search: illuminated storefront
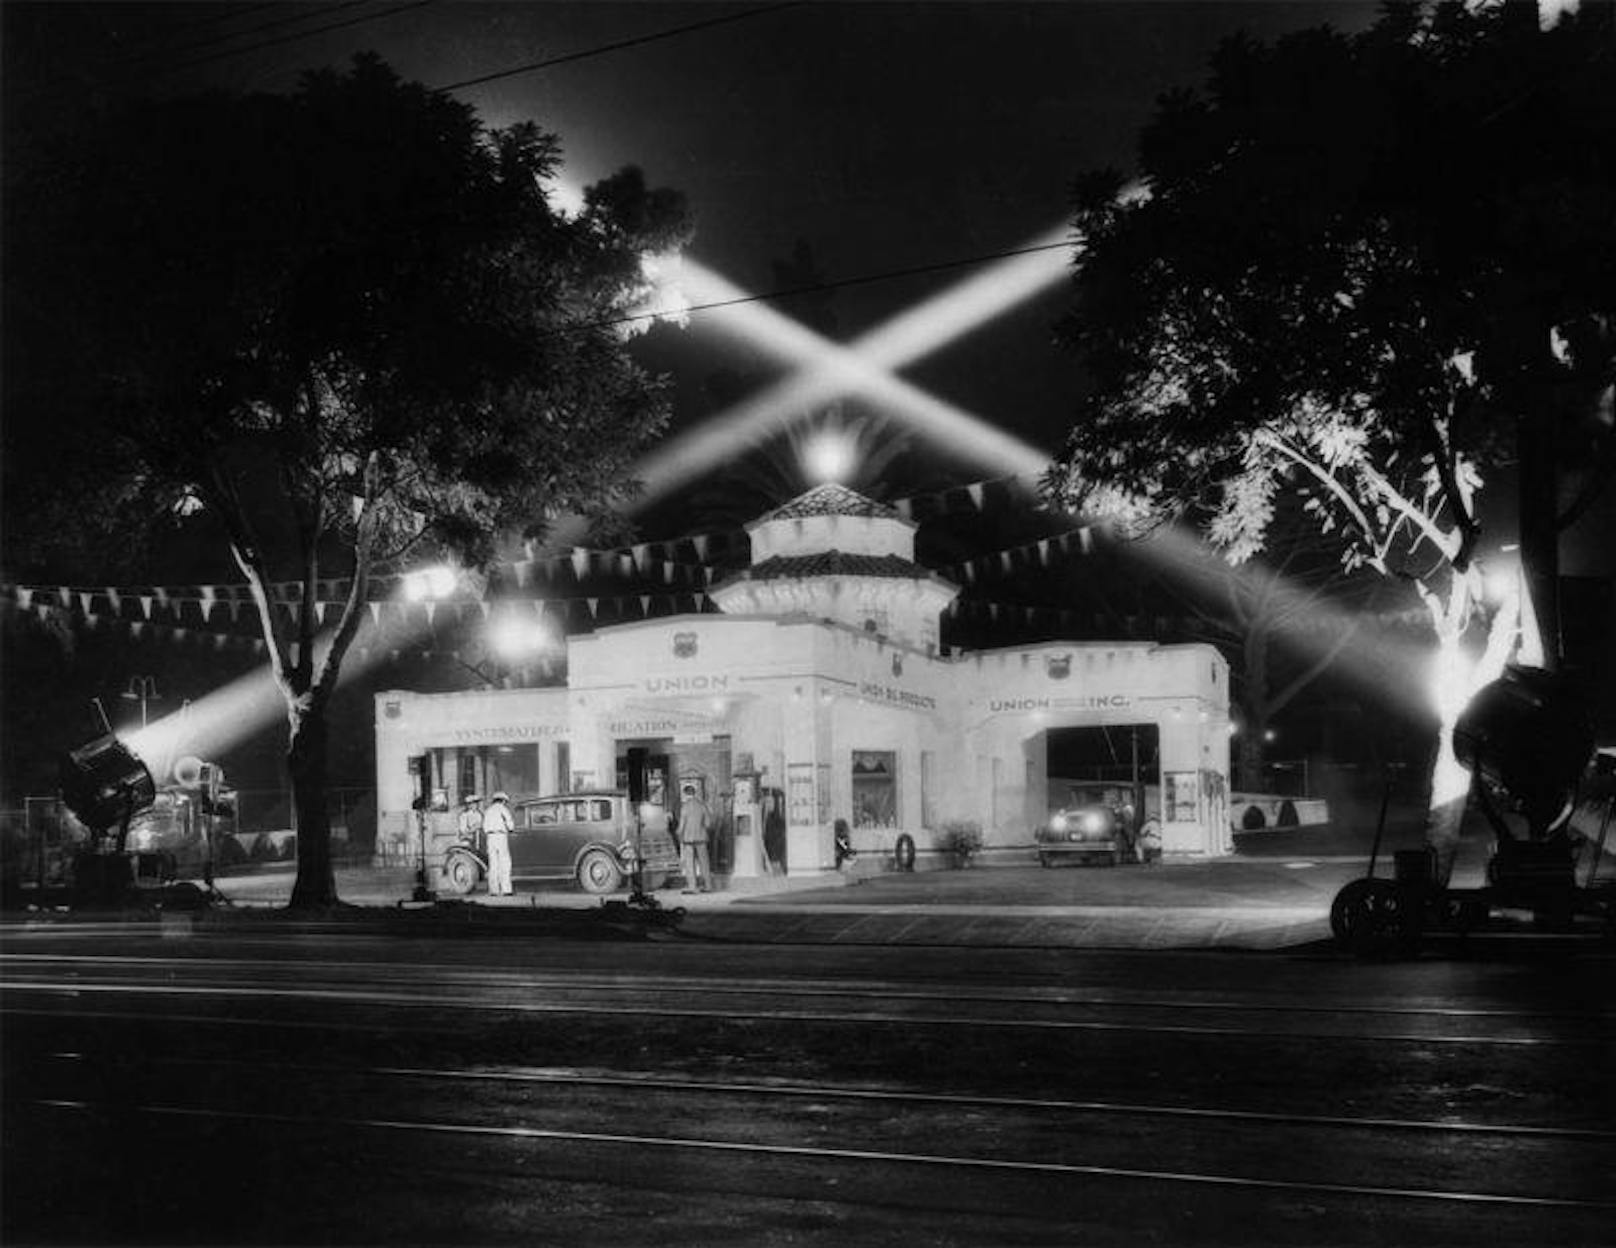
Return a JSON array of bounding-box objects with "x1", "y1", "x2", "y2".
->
[{"x1": 376, "y1": 485, "x2": 1231, "y2": 874}]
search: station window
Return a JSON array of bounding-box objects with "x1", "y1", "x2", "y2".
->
[{"x1": 852, "y1": 750, "x2": 898, "y2": 829}]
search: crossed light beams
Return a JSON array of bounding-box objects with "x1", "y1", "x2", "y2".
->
[
  {"x1": 115, "y1": 206, "x2": 1432, "y2": 775},
  {"x1": 623, "y1": 224, "x2": 1071, "y2": 516}
]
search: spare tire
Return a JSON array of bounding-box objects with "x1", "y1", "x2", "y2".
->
[{"x1": 893, "y1": 833, "x2": 916, "y2": 872}]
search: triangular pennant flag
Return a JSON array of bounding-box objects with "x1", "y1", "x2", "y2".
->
[
  {"x1": 632, "y1": 544, "x2": 650, "y2": 572},
  {"x1": 967, "y1": 482, "x2": 986, "y2": 511},
  {"x1": 423, "y1": 601, "x2": 437, "y2": 626},
  {"x1": 586, "y1": 597, "x2": 599, "y2": 618},
  {"x1": 1078, "y1": 527, "x2": 1094, "y2": 554},
  {"x1": 513, "y1": 561, "x2": 532, "y2": 589},
  {"x1": 570, "y1": 548, "x2": 591, "y2": 581},
  {"x1": 77, "y1": 591, "x2": 94, "y2": 614},
  {"x1": 988, "y1": 604, "x2": 1001, "y2": 622},
  {"x1": 999, "y1": 552, "x2": 1013, "y2": 574},
  {"x1": 314, "y1": 601, "x2": 328, "y2": 624},
  {"x1": 57, "y1": 586, "x2": 72, "y2": 607},
  {"x1": 691, "y1": 534, "x2": 710, "y2": 560},
  {"x1": 1036, "y1": 539, "x2": 1051, "y2": 566},
  {"x1": 368, "y1": 602, "x2": 382, "y2": 625},
  {"x1": 640, "y1": 595, "x2": 652, "y2": 615}
]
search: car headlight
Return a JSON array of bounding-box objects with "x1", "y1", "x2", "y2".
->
[
  {"x1": 1049, "y1": 814, "x2": 1069, "y2": 834},
  {"x1": 1080, "y1": 811, "x2": 1108, "y2": 835}
]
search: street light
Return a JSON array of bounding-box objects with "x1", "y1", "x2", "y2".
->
[{"x1": 122, "y1": 676, "x2": 160, "y2": 730}]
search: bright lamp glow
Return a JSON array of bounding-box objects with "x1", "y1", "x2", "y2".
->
[
  {"x1": 489, "y1": 615, "x2": 552, "y2": 662},
  {"x1": 804, "y1": 431, "x2": 854, "y2": 483},
  {"x1": 402, "y1": 565, "x2": 459, "y2": 602}
]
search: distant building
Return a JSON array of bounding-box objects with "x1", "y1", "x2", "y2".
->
[{"x1": 375, "y1": 484, "x2": 1232, "y2": 875}]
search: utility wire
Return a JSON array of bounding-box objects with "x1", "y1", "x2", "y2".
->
[
  {"x1": 20, "y1": 1, "x2": 436, "y2": 102},
  {"x1": 431, "y1": 3, "x2": 804, "y2": 93},
  {"x1": 598, "y1": 240, "x2": 1072, "y2": 333},
  {"x1": 152, "y1": 1, "x2": 438, "y2": 78},
  {"x1": 102, "y1": 3, "x2": 371, "y2": 70}
]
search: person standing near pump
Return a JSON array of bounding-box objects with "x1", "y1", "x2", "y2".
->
[
  {"x1": 482, "y1": 791, "x2": 514, "y2": 897},
  {"x1": 457, "y1": 793, "x2": 483, "y2": 852},
  {"x1": 677, "y1": 782, "x2": 712, "y2": 894}
]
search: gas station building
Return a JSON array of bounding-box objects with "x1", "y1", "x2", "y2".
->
[{"x1": 375, "y1": 485, "x2": 1233, "y2": 876}]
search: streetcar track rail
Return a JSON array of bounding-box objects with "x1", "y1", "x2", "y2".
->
[
  {"x1": 24, "y1": 1097, "x2": 1616, "y2": 1212},
  {"x1": 35, "y1": 1052, "x2": 1616, "y2": 1143},
  {"x1": 2, "y1": 976, "x2": 1603, "y2": 1046},
  {"x1": 4, "y1": 953, "x2": 1610, "y2": 1024}
]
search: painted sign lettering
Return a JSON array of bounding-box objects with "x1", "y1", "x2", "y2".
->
[
  {"x1": 449, "y1": 724, "x2": 567, "y2": 742},
  {"x1": 858, "y1": 682, "x2": 937, "y2": 711},
  {"x1": 644, "y1": 675, "x2": 729, "y2": 695}
]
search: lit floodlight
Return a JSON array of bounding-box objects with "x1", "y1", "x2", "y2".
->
[
  {"x1": 402, "y1": 565, "x2": 459, "y2": 602},
  {"x1": 489, "y1": 615, "x2": 552, "y2": 662},
  {"x1": 804, "y1": 430, "x2": 854, "y2": 483}
]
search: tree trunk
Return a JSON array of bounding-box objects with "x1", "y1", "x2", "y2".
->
[
  {"x1": 1422, "y1": 592, "x2": 1519, "y2": 886},
  {"x1": 286, "y1": 705, "x2": 339, "y2": 910},
  {"x1": 1423, "y1": 712, "x2": 1471, "y2": 887},
  {"x1": 1236, "y1": 722, "x2": 1268, "y2": 793},
  {"x1": 1235, "y1": 629, "x2": 1271, "y2": 791}
]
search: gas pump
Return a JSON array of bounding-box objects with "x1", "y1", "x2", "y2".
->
[{"x1": 731, "y1": 773, "x2": 763, "y2": 879}]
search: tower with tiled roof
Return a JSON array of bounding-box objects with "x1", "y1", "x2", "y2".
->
[{"x1": 708, "y1": 483, "x2": 960, "y2": 652}]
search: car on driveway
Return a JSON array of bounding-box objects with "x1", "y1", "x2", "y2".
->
[
  {"x1": 1035, "y1": 781, "x2": 1158, "y2": 867},
  {"x1": 440, "y1": 791, "x2": 680, "y2": 896}
]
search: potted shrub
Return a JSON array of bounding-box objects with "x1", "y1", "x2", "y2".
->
[{"x1": 939, "y1": 820, "x2": 984, "y2": 868}]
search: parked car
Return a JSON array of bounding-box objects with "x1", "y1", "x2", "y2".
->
[
  {"x1": 1035, "y1": 781, "x2": 1157, "y2": 868},
  {"x1": 439, "y1": 791, "x2": 680, "y2": 896}
]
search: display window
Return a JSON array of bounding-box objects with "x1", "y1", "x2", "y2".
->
[{"x1": 852, "y1": 750, "x2": 898, "y2": 828}]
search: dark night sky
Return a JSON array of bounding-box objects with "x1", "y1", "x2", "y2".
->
[
  {"x1": 3, "y1": 1, "x2": 1381, "y2": 485},
  {"x1": 7, "y1": 3, "x2": 1611, "y2": 787}
]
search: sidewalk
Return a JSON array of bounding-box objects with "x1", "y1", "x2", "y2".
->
[{"x1": 209, "y1": 849, "x2": 1359, "y2": 951}]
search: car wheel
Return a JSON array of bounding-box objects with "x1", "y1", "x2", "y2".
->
[
  {"x1": 577, "y1": 849, "x2": 622, "y2": 895},
  {"x1": 442, "y1": 855, "x2": 476, "y2": 895}
]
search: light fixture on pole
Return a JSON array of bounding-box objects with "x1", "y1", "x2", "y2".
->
[{"x1": 122, "y1": 676, "x2": 160, "y2": 730}]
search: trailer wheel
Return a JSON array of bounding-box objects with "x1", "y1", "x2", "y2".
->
[
  {"x1": 1331, "y1": 878, "x2": 1419, "y2": 959},
  {"x1": 442, "y1": 855, "x2": 478, "y2": 895}
]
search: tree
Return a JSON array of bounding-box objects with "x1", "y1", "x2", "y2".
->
[
  {"x1": 1149, "y1": 511, "x2": 1394, "y2": 791},
  {"x1": 7, "y1": 56, "x2": 692, "y2": 908},
  {"x1": 1044, "y1": 1, "x2": 1615, "y2": 881}
]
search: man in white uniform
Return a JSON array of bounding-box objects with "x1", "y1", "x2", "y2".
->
[{"x1": 482, "y1": 791, "x2": 514, "y2": 896}]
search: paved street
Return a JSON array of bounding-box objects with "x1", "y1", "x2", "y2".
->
[{"x1": 4, "y1": 914, "x2": 1613, "y2": 1247}]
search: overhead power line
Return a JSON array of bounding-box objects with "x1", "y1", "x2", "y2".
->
[
  {"x1": 104, "y1": 3, "x2": 372, "y2": 71},
  {"x1": 600, "y1": 240, "x2": 1073, "y2": 333},
  {"x1": 431, "y1": 3, "x2": 804, "y2": 94},
  {"x1": 151, "y1": 0, "x2": 438, "y2": 78}
]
